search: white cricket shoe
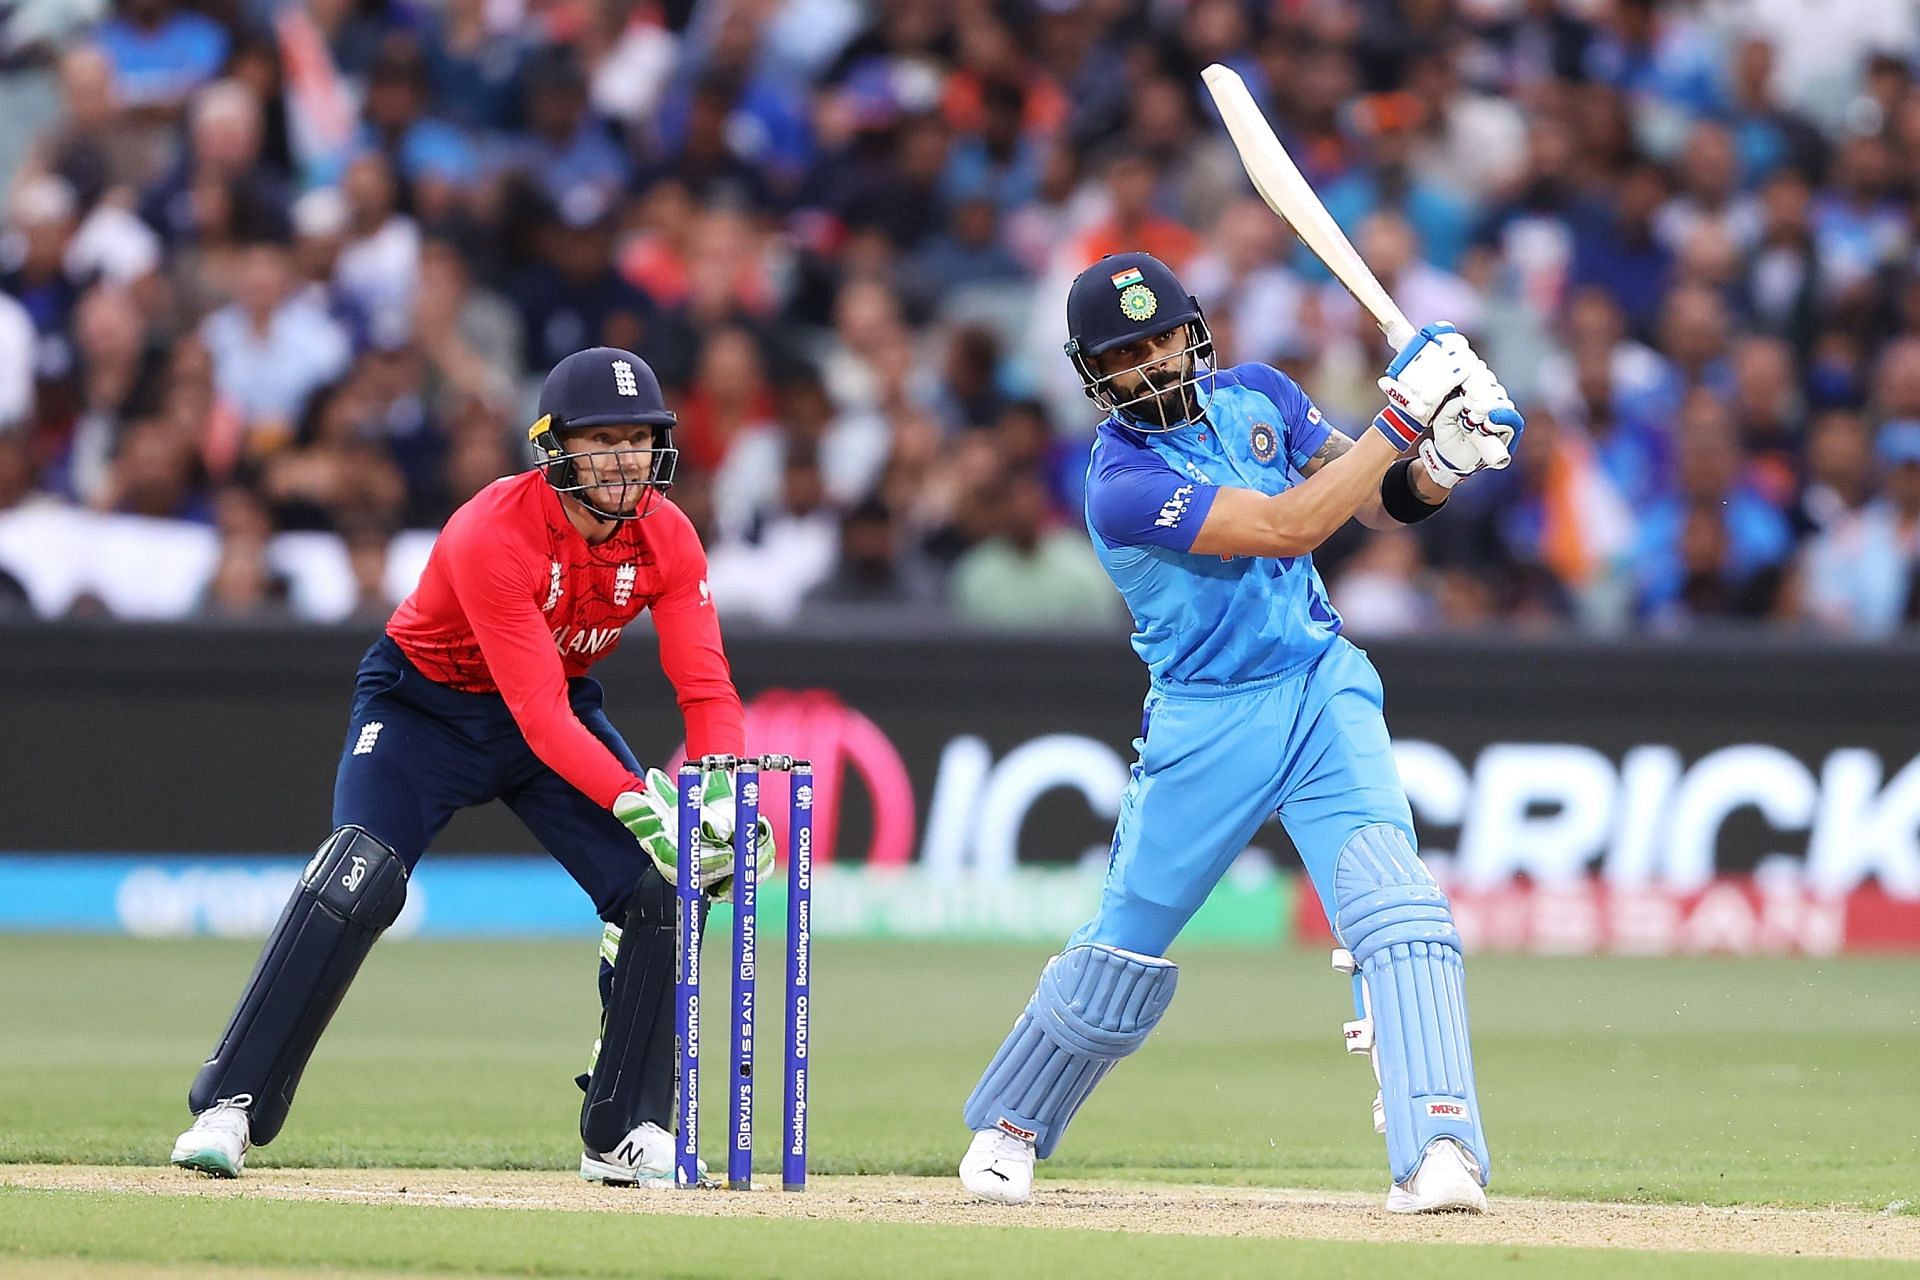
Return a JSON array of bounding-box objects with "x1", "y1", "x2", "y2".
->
[
  {"x1": 580, "y1": 1122, "x2": 706, "y2": 1187},
  {"x1": 170, "y1": 1095, "x2": 252, "y2": 1177},
  {"x1": 959, "y1": 1127, "x2": 1035, "y2": 1205},
  {"x1": 1386, "y1": 1138, "x2": 1487, "y2": 1214}
]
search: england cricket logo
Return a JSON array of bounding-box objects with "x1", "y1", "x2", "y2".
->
[
  {"x1": 544, "y1": 561, "x2": 564, "y2": 612},
  {"x1": 612, "y1": 360, "x2": 639, "y2": 397},
  {"x1": 613, "y1": 563, "x2": 636, "y2": 608}
]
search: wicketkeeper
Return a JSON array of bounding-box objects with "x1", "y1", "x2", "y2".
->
[{"x1": 170, "y1": 347, "x2": 772, "y2": 1184}]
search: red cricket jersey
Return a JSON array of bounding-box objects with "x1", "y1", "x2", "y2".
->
[{"x1": 386, "y1": 471, "x2": 745, "y2": 808}]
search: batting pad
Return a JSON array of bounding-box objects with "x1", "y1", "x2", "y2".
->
[
  {"x1": 1333, "y1": 825, "x2": 1490, "y2": 1185},
  {"x1": 963, "y1": 943, "x2": 1178, "y2": 1159}
]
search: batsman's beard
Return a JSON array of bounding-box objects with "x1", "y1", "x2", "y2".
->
[{"x1": 1128, "y1": 359, "x2": 1205, "y2": 429}]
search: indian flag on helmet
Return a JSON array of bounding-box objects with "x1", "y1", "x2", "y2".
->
[{"x1": 1109, "y1": 267, "x2": 1145, "y2": 290}]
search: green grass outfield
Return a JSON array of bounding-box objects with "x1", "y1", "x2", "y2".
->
[{"x1": 1, "y1": 935, "x2": 1916, "y2": 1276}]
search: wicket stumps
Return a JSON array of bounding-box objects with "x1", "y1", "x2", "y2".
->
[{"x1": 674, "y1": 754, "x2": 813, "y2": 1192}]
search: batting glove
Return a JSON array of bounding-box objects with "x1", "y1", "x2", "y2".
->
[
  {"x1": 1372, "y1": 321, "x2": 1479, "y2": 450},
  {"x1": 1417, "y1": 367, "x2": 1525, "y2": 489}
]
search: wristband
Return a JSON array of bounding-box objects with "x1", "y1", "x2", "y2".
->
[{"x1": 1380, "y1": 458, "x2": 1446, "y2": 525}]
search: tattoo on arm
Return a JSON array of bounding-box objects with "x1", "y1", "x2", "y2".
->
[{"x1": 1300, "y1": 430, "x2": 1354, "y2": 477}]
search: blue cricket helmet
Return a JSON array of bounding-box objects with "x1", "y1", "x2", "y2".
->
[
  {"x1": 1063, "y1": 252, "x2": 1215, "y2": 430},
  {"x1": 529, "y1": 346, "x2": 679, "y2": 520}
]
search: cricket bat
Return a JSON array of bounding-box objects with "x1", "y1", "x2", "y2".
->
[{"x1": 1201, "y1": 63, "x2": 1417, "y2": 353}]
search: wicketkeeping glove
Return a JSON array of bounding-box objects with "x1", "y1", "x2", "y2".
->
[
  {"x1": 684, "y1": 764, "x2": 778, "y2": 904},
  {"x1": 614, "y1": 767, "x2": 776, "y2": 900}
]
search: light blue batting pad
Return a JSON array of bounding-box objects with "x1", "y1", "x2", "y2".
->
[
  {"x1": 1333, "y1": 824, "x2": 1490, "y2": 1185},
  {"x1": 963, "y1": 943, "x2": 1178, "y2": 1159}
]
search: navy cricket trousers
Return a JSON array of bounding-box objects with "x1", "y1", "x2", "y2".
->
[{"x1": 333, "y1": 637, "x2": 651, "y2": 922}]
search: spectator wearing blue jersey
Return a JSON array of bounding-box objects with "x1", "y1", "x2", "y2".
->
[
  {"x1": 1798, "y1": 420, "x2": 1920, "y2": 636},
  {"x1": 509, "y1": 45, "x2": 629, "y2": 211},
  {"x1": 1582, "y1": 0, "x2": 1723, "y2": 122},
  {"x1": 421, "y1": 0, "x2": 526, "y2": 133},
  {"x1": 201, "y1": 239, "x2": 351, "y2": 443},
  {"x1": 93, "y1": 0, "x2": 228, "y2": 112},
  {"x1": 1636, "y1": 391, "x2": 1792, "y2": 624}
]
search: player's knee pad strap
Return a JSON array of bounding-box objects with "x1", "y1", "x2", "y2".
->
[
  {"x1": 190, "y1": 827, "x2": 408, "y2": 1144},
  {"x1": 580, "y1": 867, "x2": 681, "y2": 1152},
  {"x1": 962, "y1": 943, "x2": 1178, "y2": 1159},
  {"x1": 1332, "y1": 824, "x2": 1489, "y2": 1185}
]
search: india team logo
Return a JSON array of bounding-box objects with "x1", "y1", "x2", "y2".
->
[
  {"x1": 1250, "y1": 421, "x2": 1278, "y2": 464},
  {"x1": 1119, "y1": 283, "x2": 1158, "y2": 323}
]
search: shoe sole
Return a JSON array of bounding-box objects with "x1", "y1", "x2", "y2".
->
[
  {"x1": 958, "y1": 1173, "x2": 1031, "y2": 1206},
  {"x1": 579, "y1": 1154, "x2": 683, "y2": 1188},
  {"x1": 1389, "y1": 1197, "x2": 1487, "y2": 1214},
  {"x1": 171, "y1": 1149, "x2": 242, "y2": 1178},
  {"x1": 1385, "y1": 1184, "x2": 1487, "y2": 1214}
]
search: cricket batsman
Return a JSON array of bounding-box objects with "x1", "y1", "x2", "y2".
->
[
  {"x1": 957, "y1": 253, "x2": 1521, "y2": 1213},
  {"x1": 169, "y1": 347, "x2": 771, "y2": 1184}
]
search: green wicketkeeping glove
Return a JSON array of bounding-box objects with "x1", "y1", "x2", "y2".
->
[
  {"x1": 691, "y1": 765, "x2": 778, "y2": 902},
  {"x1": 613, "y1": 769, "x2": 728, "y2": 891},
  {"x1": 613, "y1": 767, "x2": 776, "y2": 900}
]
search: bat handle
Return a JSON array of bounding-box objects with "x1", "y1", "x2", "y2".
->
[{"x1": 1381, "y1": 316, "x2": 1417, "y2": 352}]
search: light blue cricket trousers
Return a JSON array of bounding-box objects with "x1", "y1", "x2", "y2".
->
[{"x1": 1070, "y1": 637, "x2": 1413, "y2": 957}]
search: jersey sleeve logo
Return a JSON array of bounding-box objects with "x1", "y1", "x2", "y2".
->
[
  {"x1": 612, "y1": 359, "x2": 639, "y2": 397},
  {"x1": 1154, "y1": 483, "x2": 1197, "y2": 529},
  {"x1": 543, "y1": 561, "x2": 564, "y2": 611}
]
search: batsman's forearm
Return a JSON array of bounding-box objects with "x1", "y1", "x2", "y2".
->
[
  {"x1": 1354, "y1": 494, "x2": 1397, "y2": 531},
  {"x1": 1258, "y1": 430, "x2": 1401, "y2": 552},
  {"x1": 1188, "y1": 432, "x2": 1407, "y2": 558}
]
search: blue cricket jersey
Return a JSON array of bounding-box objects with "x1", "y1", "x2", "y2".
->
[{"x1": 1084, "y1": 363, "x2": 1344, "y2": 688}]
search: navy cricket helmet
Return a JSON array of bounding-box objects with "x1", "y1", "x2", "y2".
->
[
  {"x1": 529, "y1": 346, "x2": 679, "y2": 520},
  {"x1": 1063, "y1": 251, "x2": 1215, "y2": 431}
]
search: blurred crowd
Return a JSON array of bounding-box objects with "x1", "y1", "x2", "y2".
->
[{"x1": 4, "y1": 0, "x2": 1920, "y2": 636}]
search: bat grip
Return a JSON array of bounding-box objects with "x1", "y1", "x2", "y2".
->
[{"x1": 1382, "y1": 317, "x2": 1417, "y2": 352}]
